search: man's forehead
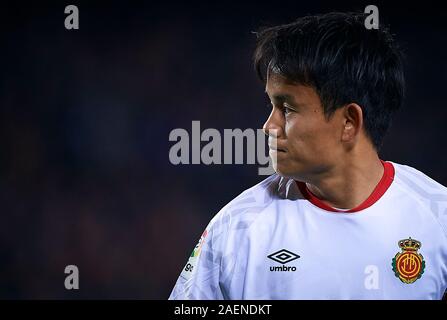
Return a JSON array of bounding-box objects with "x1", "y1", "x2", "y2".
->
[
  {"x1": 265, "y1": 73, "x2": 303, "y2": 96},
  {"x1": 265, "y1": 73, "x2": 321, "y2": 107},
  {"x1": 266, "y1": 72, "x2": 293, "y2": 87}
]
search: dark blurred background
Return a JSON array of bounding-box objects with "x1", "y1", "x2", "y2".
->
[{"x1": 0, "y1": 0, "x2": 446, "y2": 299}]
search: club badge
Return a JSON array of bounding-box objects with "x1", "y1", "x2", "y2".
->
[{"x1": 392, "y1": 237, "x2": 425, "y2": 284}]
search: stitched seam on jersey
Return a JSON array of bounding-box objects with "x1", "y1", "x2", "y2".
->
[
  {"x1": 218, "y1": 192, "x2": 275, "y2": 298},
  {"x1": 215, "y1": 175, "x2": 283, "y2": 291},
  {"x1": 393, "y1": 174, "x2": 447, "y2": 242},
  {"x1": 398, "y1": 163, "x2": 445, "y2": 190},
  {"x1": 394, "y1": 166, "x2": 447, "y2": 240}
]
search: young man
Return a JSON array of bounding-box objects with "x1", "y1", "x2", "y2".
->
[{"x1": 169, "y1": 12, "x2": 447, "y2": 299}]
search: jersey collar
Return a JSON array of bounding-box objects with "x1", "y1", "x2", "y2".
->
[{"x1": 296, "y1": 160, "x2": 395, "y2": 213}]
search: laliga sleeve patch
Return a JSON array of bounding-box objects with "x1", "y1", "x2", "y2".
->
[{"x1": 180, "y1": 229, "x2": 208, "y2": 281}]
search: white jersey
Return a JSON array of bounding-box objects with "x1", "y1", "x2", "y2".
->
[{"x1": 169, "y1": 161, "x2": 447, "y2": 300}]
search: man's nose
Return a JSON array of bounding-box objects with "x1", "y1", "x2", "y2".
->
[{"x1": 263, "y1": 108, "x2": 283, "y2": 138}]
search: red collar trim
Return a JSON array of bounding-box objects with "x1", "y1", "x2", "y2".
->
[{"x1": 296, "y1": 160, "x2": 395, "y2": 213}]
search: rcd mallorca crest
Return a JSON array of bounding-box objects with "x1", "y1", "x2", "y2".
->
[{"x1": 392, "y1": 237, "x2": 425, "y2": 284}]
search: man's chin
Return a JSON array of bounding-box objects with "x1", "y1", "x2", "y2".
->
[
  {"x1": 273, "y1": 163, "x2": 306, "y2": 181},
  {"x1": 273, "y1": 164, "x2": 294, "y2": 179}
]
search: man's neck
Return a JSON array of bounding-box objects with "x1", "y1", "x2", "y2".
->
[{"x1": 305, "y1": 153, "x2": 384, "y2": 210}]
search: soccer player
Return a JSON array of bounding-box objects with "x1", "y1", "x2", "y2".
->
[{"x1": 169, "y1": 12, "x2": 447, "y2": 299}]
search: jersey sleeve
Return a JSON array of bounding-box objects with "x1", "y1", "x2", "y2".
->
[
  {"x1": 168, "y1": 213, "x2": 227, "y2": 300},
  {"x1": 168, "y1": 174, "x2": 278, "y2": 300}
]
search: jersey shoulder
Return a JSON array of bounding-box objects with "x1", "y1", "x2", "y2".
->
[
  {"x1": 170, "y1": 174, "x2": 297, "y2": 299},
  {"x1": 206, "y1": 173, "x2": 300, "y2": 235},
  {"x1": 392, "y1": 161, "x2": 447, "y2": 238}
]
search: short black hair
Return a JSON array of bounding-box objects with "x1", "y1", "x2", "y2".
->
[{"x1": 253, "y1": 12, "x2": 405, "y2": 150}]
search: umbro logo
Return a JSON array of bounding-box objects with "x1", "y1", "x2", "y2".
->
[{"x1": 268, "y1": 249, "x2": 300, "y2": 272}]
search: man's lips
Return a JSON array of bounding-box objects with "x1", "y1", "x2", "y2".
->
[
  {"x1": 268, "y1": 138, "x2": 286, "y2": 152},
  {"x1": 268, "y1": 144, "x2": 286, "y2": 152}
]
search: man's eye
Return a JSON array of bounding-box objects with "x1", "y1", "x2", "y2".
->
[{"x1": 283, "y1": 104, "x2": 294, "y2": 115}]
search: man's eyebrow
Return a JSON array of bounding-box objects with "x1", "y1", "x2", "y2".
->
[{"x1": 268, "y1": 93, "x2": 299, "y2": 105}]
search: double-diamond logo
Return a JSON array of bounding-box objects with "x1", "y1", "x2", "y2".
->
[{"x1": 268, "y1": 249, "x2": 300, "y2": 271}]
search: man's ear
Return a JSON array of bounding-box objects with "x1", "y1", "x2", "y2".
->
[{"x1": 341, "y1": 103, "x2": 363, "y2": 143}]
